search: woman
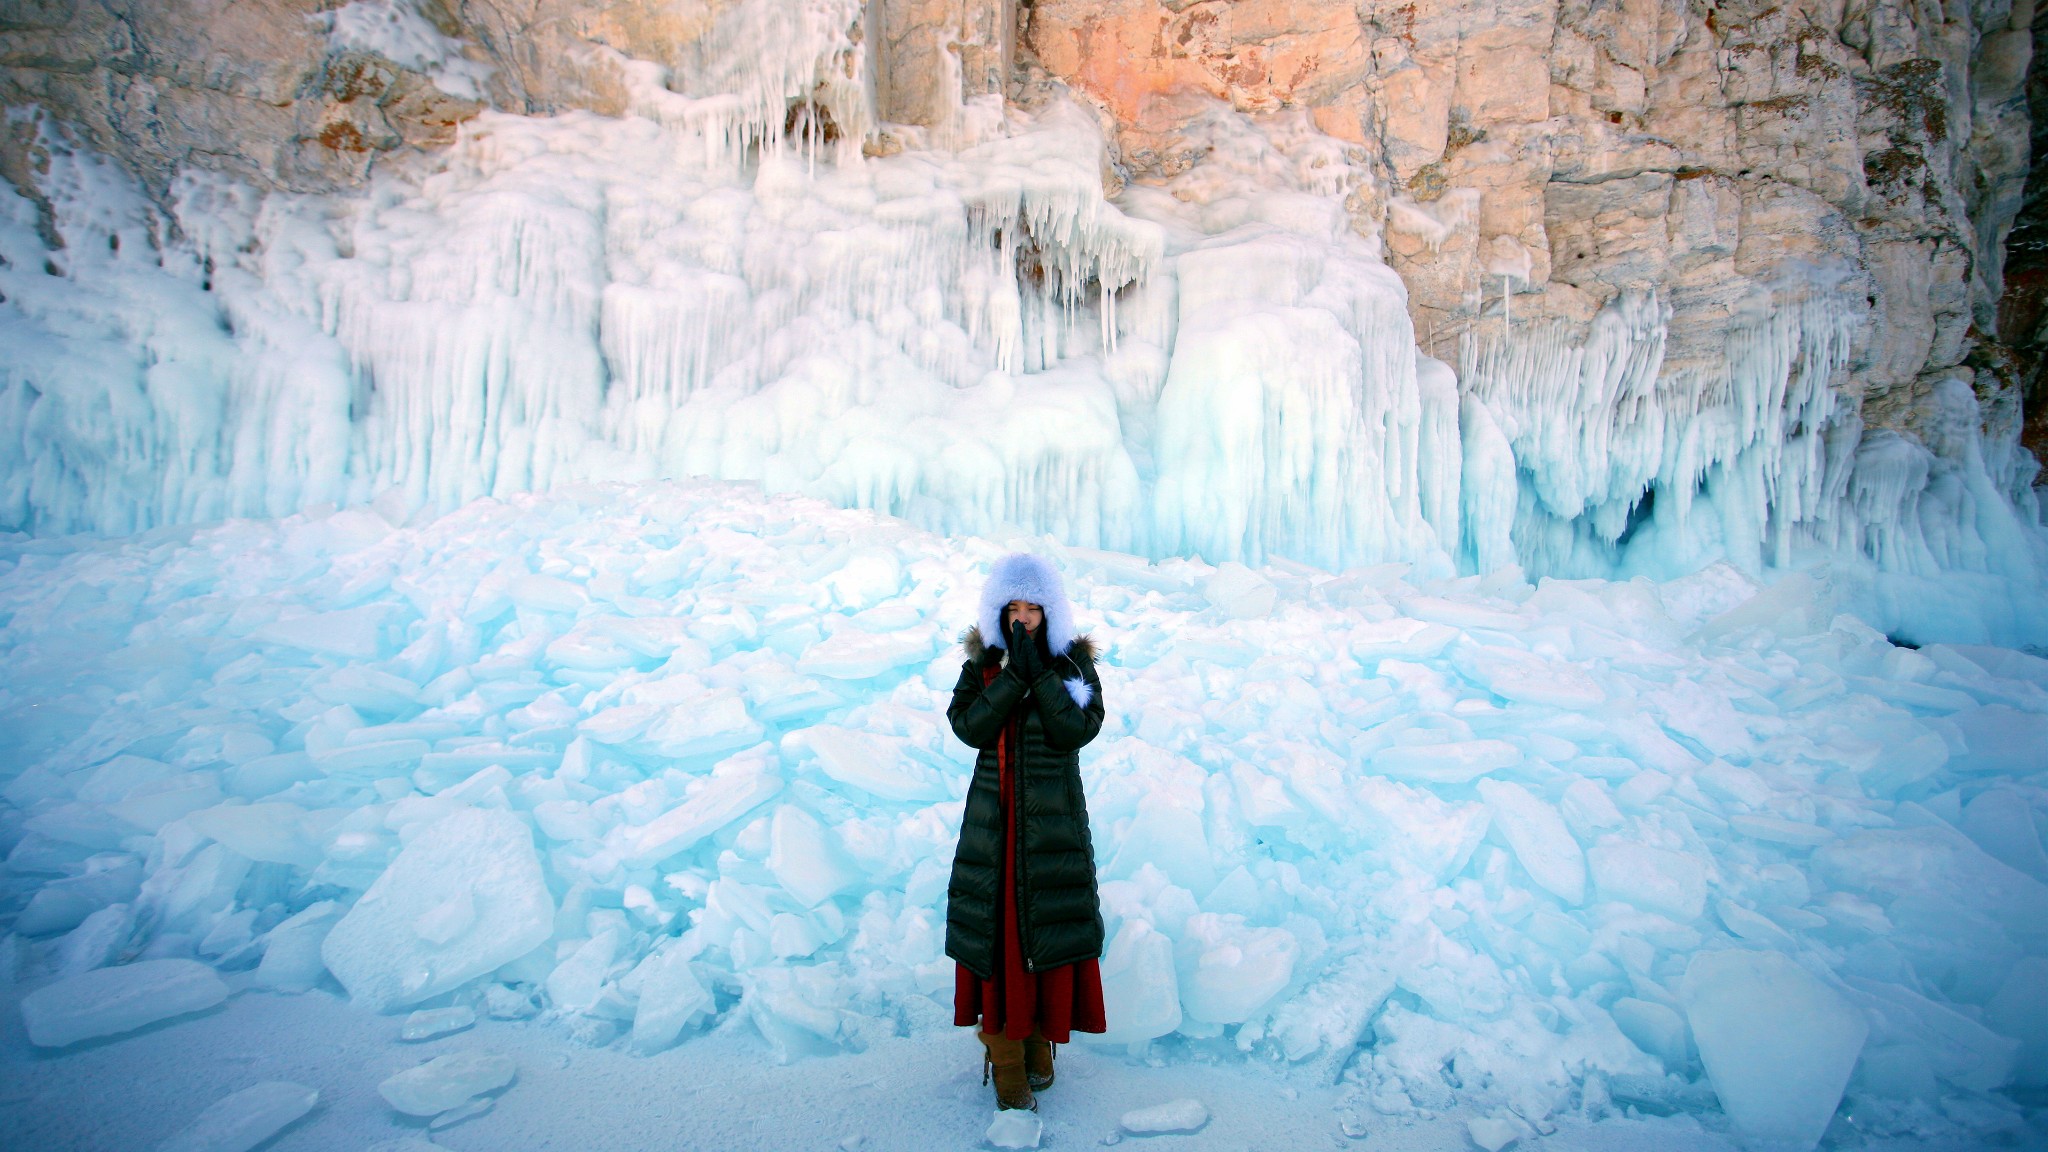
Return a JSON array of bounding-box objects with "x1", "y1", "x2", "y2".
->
[{"x1": 945, "y1": 553, "x2": 1108, "y2": 1112}]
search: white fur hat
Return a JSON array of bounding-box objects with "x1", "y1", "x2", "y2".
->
[{"x1": 977, "y1": 552, "x2": 1078, "y2": 655}]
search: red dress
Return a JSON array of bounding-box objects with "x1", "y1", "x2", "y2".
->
[{"x1": 954, "y1": 668, "x2": 1108, "y2": 1041}]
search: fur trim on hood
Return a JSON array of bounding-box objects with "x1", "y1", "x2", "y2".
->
[{"x1": 976, "y1": 552, "x2": 1081, "y2": 656}]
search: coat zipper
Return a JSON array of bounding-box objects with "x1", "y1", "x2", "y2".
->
[{"x1": 1011, "y1": 706, "x2": 1035, "y2": 972}]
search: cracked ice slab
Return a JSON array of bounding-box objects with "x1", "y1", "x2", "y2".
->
[
  {"x1": 321, "y1": 807, "x2": 554, "y2": 1012},
  {"x1": 377, "y1": 1050, "x2": 518, "y2": 1117},
  {"x1": 157, "y1": 1081, "x2": 319, "y2": 1152},
  {"x1": 20, "y1": 958, "x2": 230, "y2": 1048}
]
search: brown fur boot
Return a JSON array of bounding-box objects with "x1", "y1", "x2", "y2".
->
[
  {"x1": 1024, "y1": 1028, "x2": 1055, "y2": 1092},
  {"x1": 979, "y1": 1031, "x2": 1036, "y2": 1111}
]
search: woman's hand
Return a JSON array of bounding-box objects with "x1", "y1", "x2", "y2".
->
[
  {"x1": 1008, "y1": 620, "x2": 1042, "y2": 681},
  {"x1": 948, "y1": 653, "x2": 1028, "y2": 749}
]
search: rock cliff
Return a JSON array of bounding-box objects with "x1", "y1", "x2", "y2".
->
[{"x1": 1023, "y1": 0, "x2": 2039, "y2": 460}]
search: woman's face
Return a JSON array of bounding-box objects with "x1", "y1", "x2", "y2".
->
[{"x1": 1003, "y1": 600, "x2": 1044, "y2": 634}]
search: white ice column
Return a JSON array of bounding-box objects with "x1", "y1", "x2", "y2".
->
[
  {"x1": 1152, "y1": 234, "x2": 1447, "y2": 572},
  {"x1": 1849, "y1": 430, "x2": 1939, "y2": 574},
  {"x1": 1414, "y1": 354, "x2": 1464, "y2": 558},
  {"x1": 1459, "y1": 392, "x2": 1518, "y2": 574}
]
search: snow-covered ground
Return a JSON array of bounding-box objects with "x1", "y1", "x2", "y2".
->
[
  {"x1": 2, "y1": 977, "x2": 1996, "y2": 1152},
  {"x1": 0, "y1": 975, "x2": 1803, "y2": 1152},
  {"x1": 1, "y1": 478, "x2": 2045, "y2": 1150}
]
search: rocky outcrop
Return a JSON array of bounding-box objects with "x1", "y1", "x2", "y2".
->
[
  {"x1": 0, "y1": 0, "x2": 929, "y2": 195},
  {"x1": 1023, "y1": 0, "x2": 2038, "y2": 450},
  {"x1": 0, "y1": 0, "x2": 484, "y2": 197}
]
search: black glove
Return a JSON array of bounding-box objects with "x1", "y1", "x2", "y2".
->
[{"x1": 1008, "y1": 620, "x2": 1043, "y2": 682}]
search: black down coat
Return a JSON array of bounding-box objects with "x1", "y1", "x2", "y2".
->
[{"x1": 943, "y1": 626, "x2": 1107, "y2": 978}]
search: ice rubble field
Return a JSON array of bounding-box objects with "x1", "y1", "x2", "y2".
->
[{"x1": 1, "y1": 478, "x2": 2046, "y2": 1150}]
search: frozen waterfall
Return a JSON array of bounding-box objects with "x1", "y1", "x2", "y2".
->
[{"x1": 0, "y1": 5, "x2": 2043, "y2": 646}]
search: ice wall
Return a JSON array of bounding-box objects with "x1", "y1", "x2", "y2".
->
[{"x1": 0, "y1": 0, "x2": 2044, "y2": 644}]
